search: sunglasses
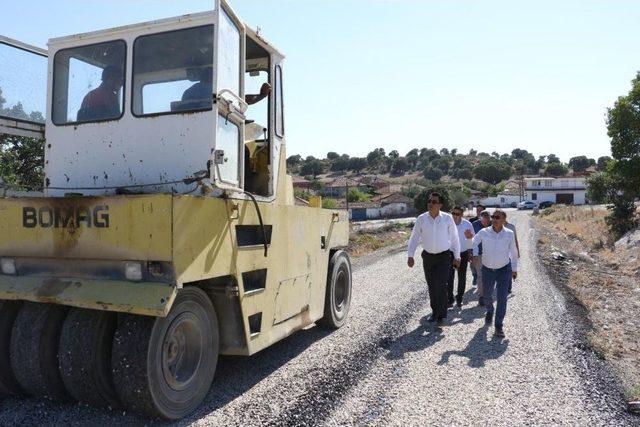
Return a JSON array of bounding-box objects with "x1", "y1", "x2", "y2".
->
[
  {"x1": 452, "y1": 212, "x2": 462, "y2": 216},
  {"x1": 427, "y1": 199, "x2": 441, "y2": 204},
  {"x1": 491, "y1": 215, "x2": 502, "y2": 219}
]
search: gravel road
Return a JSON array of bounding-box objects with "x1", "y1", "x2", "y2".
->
[{"x1": 0, "y1": 211, "x2": 637, "y2": 426}]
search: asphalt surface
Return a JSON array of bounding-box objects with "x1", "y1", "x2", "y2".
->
[{"x1": 0, "y1": 211, "x2": 637, "y2": 426}]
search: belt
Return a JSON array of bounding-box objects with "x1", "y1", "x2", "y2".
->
[
  {"x1": 482, "y1": 263, "x2": 510, "y2": 272},
  {"x1": 422, "y1": 250, "x2": 451, "y2": 257}
]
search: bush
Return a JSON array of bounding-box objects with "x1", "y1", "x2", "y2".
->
[
  {"x1": 414, "y1": 186, "x2": 451, "y2": 213},
  {"x1": 322, "y1": 198, "x2": 338, "y2": 209}
]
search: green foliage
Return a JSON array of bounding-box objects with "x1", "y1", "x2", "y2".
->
[
  {"x1": 366, "y1": 148, "x2": 386, "y2": 168},
  {"x1": 327, "y1": 152, "x2": 339, "y2": 160},
  {"x1": 322, "y1": 198, "x2": 338, "y2": 209},
  {"x1": 414, "y1": 186, "x2": 452, "y2": 213},
  {"x1": 347, "y1": 187, "x2": 371, "y2": 203},
  {"x1": 390, "y1": 157, "x2": 409, "y2": 175},
  {"x1": 568, "y1": 155, "x2": 591, "y2": 172},
  {"x1": 596, "y1": 156, "x2": 612, "y2": 171},
  {"x1": 348, "y1": 157, "x2": 367, "y2": 173},
  {"x1": 300, "y1": 159, "x2": 325, "y2": 178},
  {"x1": 423, "y1": 166, "x2": 444, "y2": 182},
  {"x1": 329, "y1": 155, "x2": 349, "y2": 172},
  {"x1": 309, "y1": 179, "x2": 325, "y2": 192},
  {"x1": 544, "y1": 162, "x2": 568, "y2": 177},
  {"x1": 294, "y1": 189, "x2": 310, "y2": 201},
  {"x1": 586, "y1": 173, "x2": 610, "y2": 204},
  {"x1": 472, "y1": 159, "x2": 512, "y2": 184},
  {"x1": 602, "y1": 71, "x2": 640, "y2": 237},
  {"x1": 547, "y1": 154, "x2": 560, "y2": 164},
  {"x1": 0, "y1": 135, "x2": 45, "y2": 190}
]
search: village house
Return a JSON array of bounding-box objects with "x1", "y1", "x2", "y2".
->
[{"x1": 524, "y1": 177, "x2": 587, "y2": 205}]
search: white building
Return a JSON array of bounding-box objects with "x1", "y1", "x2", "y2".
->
[
  {"x1": 524, "y1": 177, "x2": 587, "y2": 205},
  {"x1": 480, "y1": 194, "x2": 521, "y2": 208}
]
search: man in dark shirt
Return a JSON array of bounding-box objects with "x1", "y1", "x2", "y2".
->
[
  {"x1": 78, "y1": 65, "x2": 123, "y2": 122},
  {"x1": 468, "y1": 204, "x2": 485, "y2": 224}
]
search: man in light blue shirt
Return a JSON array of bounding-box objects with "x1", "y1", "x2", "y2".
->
[{"x1": 471, "y1": 209, "x2": 519, "y2": 338}]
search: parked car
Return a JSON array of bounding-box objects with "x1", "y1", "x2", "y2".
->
[
  {"x1": 517, "y1": 201, "x2": 537, "y2": 210},
  {"x1": 538, "y1": 201, "x2": 554, "y2": 209}
]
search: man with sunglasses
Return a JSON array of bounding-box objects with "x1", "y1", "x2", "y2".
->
[
  {"x1": 448, "y1": 206, "x2": 474, "y2": 308},
  {"x1": 407, "y1": 193, "x2": 461, "y2": 326},
  {"x1": 468, "y1": 204, "x2": 486, "y2": 287},
  {"x1": 470, "y1": 209, "x2": 518, "y2": 338}
]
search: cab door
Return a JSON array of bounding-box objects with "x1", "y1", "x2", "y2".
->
[
  {"x1": 212, "y1": 2, "x2": 246, "y2": 192},
  {"x1": 0, "y1": 36, "x2": 47, "y2": 139}
]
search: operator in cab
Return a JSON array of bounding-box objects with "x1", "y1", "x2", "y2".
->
[
  {"x1": 77, "y1": 65, "x2": 124, "y2": 122},
  {"x1": 181, "y1": 66, "x2": 272, "y2": 108}
]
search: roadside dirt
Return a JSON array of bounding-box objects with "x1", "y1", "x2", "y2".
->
[
  {"x1": 348, "y1": 223, "x2": 411, "y2": 258},
  {"x1": 534, "y1": 205, "x2": 640, "y2": 404}
]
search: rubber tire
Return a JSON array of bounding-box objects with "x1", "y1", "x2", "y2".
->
[
  {"x1": 319, "y1": 250, "x2": 353, "y2": 329},
  {"x1": 112, "y1": 287, "x2": 219, "y2": 420},
  {"x1": 0, "y1": 301, "x2": 25, "y2": 396},
  {"x1": 10, "y1": 302, "x2": 70, "y2": 401},
  {"x1": 59, "y1": 308, "x2": 120, "y2": 408}
]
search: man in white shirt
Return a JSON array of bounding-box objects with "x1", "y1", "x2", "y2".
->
[
  {"x1": 407, "y1": 192, "x2": 461, "y2": 326},
  {"x1": 448, "y1": 206, "x2": 474, "y2": 308},
  {"x1": 470, "y1": 209, "x2": 518, "y2": 338}
]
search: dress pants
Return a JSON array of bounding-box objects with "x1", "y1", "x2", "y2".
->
[
  {"x1": 472, "y1": 255, "x2": 484, "y2": 298},
  {"x1": 481, "y1": 263, "x2": 511, "y2": 328},
  {"x1": 447, "y1": 251, "x2": 469, "y2": 303},
  {"x1": 421, "y1": 250, "x2": 451, "y2": 320}
]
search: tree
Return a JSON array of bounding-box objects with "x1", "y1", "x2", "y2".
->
[
  {"x1": 366, "y1": 148, "x2": 385, "y2": 168},
  {"x1": 326, "y1": 152, "x2": 339, "y2": 161},
  {"x1": 300, "y1": 159, "x2": 325, "y2": 178},
  {"x1": 0, "y1": 135, "x2": 45, "y2": 190},
  {"x1": 604, "y1": 71, "x2": 640, "y2": 236},
  {"x1": 391, "y1": 157, "x2": 409, "y2": 175},
  {"x1": 472, "y1": 159, "x2": 512, "y2": 184},
  {"x1": 388, "y1": 150, "x2": 399, "y2": 159},
  {"x1": 347, "y1": 187, "x2": 371, "y2": 203},
  {"x1": 455, "y1": 168, "x2": 473, "y2": 180},
  {"x1": 568, "y1": 155, "x2": 591, "y2": 172},
  {"x1": 544, "y1": 162, "x2": 568, "y2": 177},
  {"x1": 586, "y1": 173, "x2": 610, "y2": 204},
  {"x1": 287, "y1": 154, "x2": 302, "y2": 167},
  {"x1": 547, "y1": 154, "x2": 560, "y2": 164},
  {"x1": 596, "y1": 156, "x2": 612, "y2": 171},
  {"x1": 330, "y1": 156, "x2": 349, "y2": 172},
  {"x1": 468, "y1": 149, "x2": 477, "y2": 156},
  {"x1": 406, "y1": 148, "x2": 419, "y2": 157},
  {"x1": 348, "y1": 157, "x2": 367, "y2": 173},
  {"x1": 423, "y1": 167, "x2": 444, "y2": 182}
]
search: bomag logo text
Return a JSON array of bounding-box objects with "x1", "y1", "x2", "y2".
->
[{"x1": 23, "y1": 205, "x2": 110, "y2": 228}]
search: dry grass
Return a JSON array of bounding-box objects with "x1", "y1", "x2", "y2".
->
[
  {"x1": 535, "y1": 206, "x2": 640, "y2": 401},
  {"x1": 348, "y1": 224, "x2": 410, "y2": 258}
]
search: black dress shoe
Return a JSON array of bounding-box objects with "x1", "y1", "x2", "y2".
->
[
  {"x1": 494, "y1": 327, "x2": 505, "y2": 338},
  {"x1": 478, "y1": 296, "x2": 485, "y2": 307},
  {"x1": 436, "y1": 318, "x2": 445, "y2": 327},
  {"x1": 485, "y1": 311, "x2": 494, "y2": 324},
  {"x1": 447, "y1": 301, "x2": 454, "y2": 308}
]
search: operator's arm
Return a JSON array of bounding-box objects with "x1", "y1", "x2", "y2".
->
[{"x1": 245, "y1": 83, "x2": 272, "y2": 105}]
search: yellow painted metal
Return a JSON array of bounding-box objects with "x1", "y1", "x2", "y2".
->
[
  {"x1": 0, "y1": 275, "x2": 176, "y2": 316},
  {"x1": 0, "y1": 194, "x2": 173, "y2": 261},
  {"x1": 308, "y1": 196, "x2": 322, "y2": 208},
  {"x1": 0, "y1": 147, "x2": 350, "y2": 355}
]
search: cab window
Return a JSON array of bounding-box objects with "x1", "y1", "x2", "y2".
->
[
  {"x1": 52, "y1": 40, "x2": 126, "y2": 125},
  {"x1": 132, "y1": 25, "x2": 214, "y2": 116}
]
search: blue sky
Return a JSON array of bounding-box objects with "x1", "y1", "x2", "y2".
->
[{"x1": 2, "y1": 0, "x2": 640, "y2": 161}]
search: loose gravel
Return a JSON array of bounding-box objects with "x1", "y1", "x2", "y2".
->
[{"x1": 0, "y1": 211, "x2": 637, "y2": 426}]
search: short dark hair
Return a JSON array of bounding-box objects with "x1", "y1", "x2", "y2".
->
[
  {"x1": 453, "y1": 206, "x2": 463, "y2": 212},
  {"x1": 429, "y1": 192, "x2": 442, "y2": 203},
  {"x1": 476, "y1": 204, "x2": 485, "y2": 210},
  {"x1": 480, "y1": 210, "x2": 491, "y2": 219},
  {"x1": 493, "y1": 209, "x2": 507, "y2": 219}
]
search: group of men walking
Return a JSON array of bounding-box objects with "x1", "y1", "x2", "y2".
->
[{"x1": 407, "y1": 193, "x2": 520, "y2": 338}]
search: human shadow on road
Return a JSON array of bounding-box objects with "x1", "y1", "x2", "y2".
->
[
  {"x1": 380, "y1": 317, "x2": 445, "y2": 361},
  {"x1": 448, "y1": 303, "x2": 486, "y2": 326},
  {"x1": 437, "y1": 326, "x2": 509, "y2": 368}
]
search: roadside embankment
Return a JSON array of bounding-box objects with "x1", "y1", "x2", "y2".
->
[
  {"x1": 534, "y1": 205, "x2": 640, "y2": 408},
  {"x1": 348, "y1": 222, "x2": 411, "y2": 258}
]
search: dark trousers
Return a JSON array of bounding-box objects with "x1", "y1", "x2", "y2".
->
[
  {"x1": 421, "y1": 250, "x2": 451, "y2": 319},
  {"x1": 448, "y1": 251, "x2": 470, "y2": 303},
  {"x1": 481, "y1": 263, "x2": 511, "y2": 328}
]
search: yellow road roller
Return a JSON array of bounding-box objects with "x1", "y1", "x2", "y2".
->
[{"x1": 0, "y1": 1, "x2": 352, "y2": 419}]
